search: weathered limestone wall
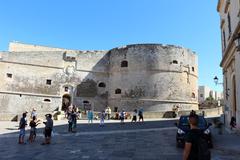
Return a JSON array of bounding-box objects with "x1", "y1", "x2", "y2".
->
[
  {"x1": 108, "y1": 44, "x2": 198, "y2": 112},
  {"x1": 0, "y1": 42, "x2": 198, "y2": 120}
]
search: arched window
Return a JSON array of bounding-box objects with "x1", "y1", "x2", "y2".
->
[
  {"x1": 115, "y1": 88, "x2": 121, "y2": 94},
  {"x1": 98, "y1": 82, "x2": 106, "y2": 88},
  {"x1": 121, "y1": 61, "x2": 128, "y2": 67},
  {"x1": 44, "y1": 99, "x2": 51, "y2": 102},
  {"x1": 172, "y1": 60, "x2": 178, "y2": 64},
  {"x1": 83, "y1": 100, "x2": 89, "y2": 104},
  {"x1": 192, "y1": 93, "x2": 195, "y2": 98}
]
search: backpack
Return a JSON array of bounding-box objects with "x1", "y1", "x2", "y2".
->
[{"x1": 197, "y1": 133, "x2": 211, "y2": 160}]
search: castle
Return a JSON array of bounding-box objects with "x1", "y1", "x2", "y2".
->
[{"x1": 0, "y1": 42, "x2": 198, "y2": 120}]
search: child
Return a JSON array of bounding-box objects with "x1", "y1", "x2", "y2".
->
[
  {"x1": 29, "y1": 116, "x2": 40, "y2": 143},
  {"x1": 18, "y1": 113, "x2": 27, "y2": 144}
]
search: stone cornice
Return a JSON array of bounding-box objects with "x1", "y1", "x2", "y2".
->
[
  {"x1": 217, "y1": 0, "x2": 224, "y2": 12},
  {"x1": 0, "y1": 60, "x2": 64, "y2": 69},
  {"x1": 0, "y1": 91, "x2": 61, "y2": 98},
  {"x1": 220, "y1": 22, "x2": 240, "y2": 67}
]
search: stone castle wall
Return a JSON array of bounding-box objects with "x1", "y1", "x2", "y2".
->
[
  {"x1": 0, "y1": 42, "x2": 198, "y2": 120},
  {"x1": 108, "y1": 44, "x2": 198, "y2": 112}
]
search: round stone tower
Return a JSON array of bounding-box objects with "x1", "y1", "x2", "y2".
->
[{"x1": 108, "y1": 44, "x2": 198, "y2": 113}]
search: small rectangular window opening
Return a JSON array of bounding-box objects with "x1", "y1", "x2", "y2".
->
[
  {"x1": 65, "y1": 87, "x2": 68, "y2": 92},
  {"x1": 46, "y1": 79, "x2": 52, "y2": 85},
  {"x1": 7, "y1": 73, "x2": 12, "y2": 78}
]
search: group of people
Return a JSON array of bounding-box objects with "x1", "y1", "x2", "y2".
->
[
  {"x1": 85, "y1": 107, "x2": 144, "y2": 126},
  {"x1": 18, "y1": 108, "x2": 53, "y2": 145}
]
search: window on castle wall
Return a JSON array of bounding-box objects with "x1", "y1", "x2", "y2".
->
[
  {"x1": 192, "y1": 93, "x2": 195, "y2": 98},
  {"x1": 172, "y1": 60, "x2": 178, "y2": 64},
  {"x1": 192, "y1": 67, "x2": 195, "y2": 72},
  {"x1": 121, "y1": 61, "x2": 128, "y2": 67},
  {"x1": 7, "y1": 73, "x2": 12, "y2": 78},
  {"x1": 83, "y1": 100, "x2": 89, "y2": 104},
  {"x1": 46, "y1": 79, "x2": 52, "y2": 85},
  {"x1": 43, "y1": 99, "x2": 51, "y2": 102},
  {"x1": 115, "y1": 88, "x2": 121, "y2": 94},
  {"x1": 98, "y1": 82, "x2": 106, "y2": 88},
  {"x1": 65, "y1": 87, "x2": 68, "y2": 92}
]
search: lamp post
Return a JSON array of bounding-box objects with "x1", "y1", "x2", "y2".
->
[
  {"x1": 214, "y1": 76, "x2": 229, "y2": 98},
  {"x1": 214, "y1": 76, "x2": 223, "y2": 85},
  {"x1": 234, "y1": 33, "x2": 240, "y2": 51}
]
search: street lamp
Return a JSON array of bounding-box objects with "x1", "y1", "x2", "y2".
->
[
  {"x1": 214, "y1": 76, "x2": 229, "y2": 99},
  {"x1": 234, "y1": 33, "x2": 240, "y2": 51},
  {"x1": 214, "y1": 76, "x2": 223, "y2": 85}
]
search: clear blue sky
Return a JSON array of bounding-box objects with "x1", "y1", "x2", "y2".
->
[{"x1": 0, "y1": 0, "x2": 222, "y2": 91}]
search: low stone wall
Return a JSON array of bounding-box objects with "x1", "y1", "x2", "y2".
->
[
  {"x1": 0, "y1": 107, "x2": 223, "y2": 121},
  {"x1": 0, "y1": 112, "x2": 53, "y2": 121}
]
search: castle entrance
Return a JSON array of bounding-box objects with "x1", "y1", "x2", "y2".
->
[{"x1": 62, "y1": 94, "x2": 71, "y2": 111}]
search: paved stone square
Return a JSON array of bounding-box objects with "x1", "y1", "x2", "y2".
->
[{"x1": 0, "y1": 119, "x2": 240, "y2": 160}]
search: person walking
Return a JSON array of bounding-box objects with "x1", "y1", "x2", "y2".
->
[
  {"x1": 100, "y1": 110, "x2": 105, "y2": 126},
  {"x1": 132, "y1": 109, "x2": 137, "y2": 122},
  {"x1": 71, "y1": 110, "x2": 77, "y2": 132},
  {"x1": 30, "y1": 108, "x2": 37, "y2": 120},
  {"x1": 87, "y1": 110, "x2": 94, "y2": 123},
  {"x1": 42, "y1": 114, "x2": 53, "y2": 145},
  {"x1": 67, "y1": 111, "x2": 73, "y2": 132},
  {"x1": 18, "y1": 112, "x2": 28, "y2": 144},
  {"x1": 183, "y1": 113, "x2": 211, "y2": 160},
  {"x1": 105, "y1": 107, "x2": 111, "y2": 120},
  {"x1": 138, "y1": 108, "x2": 144, "y2": 122},
  {"x1": 120, "y1": 109, "x2": 125, "y2": 124},
  {"x1": 230, "y1": 116, "x2": 236, "y2": 130}
]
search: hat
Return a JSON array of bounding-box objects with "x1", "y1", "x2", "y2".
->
[{"x1": 33, "y1": 108, "x2": 36, "y2": 111}]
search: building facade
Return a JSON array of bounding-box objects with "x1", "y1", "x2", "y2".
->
[
  {"x1": 198, "y1": 85, "x2": 223, "y2": 103},
  {"x1": 0, "y1": 42, "x2": 198, "y2": 120},
  {"x1": 217, "y1": 0, "x2": 240, "y2": 127}
]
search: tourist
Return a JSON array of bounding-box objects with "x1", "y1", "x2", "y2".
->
[
  {"x1": 28, "y1": 116, "x2": 41, "y2": 143},
  {"x1": 132, "y1": 109, "x2": 137, "y2": 122},
  {"x1": 105, "y1": 106, "x2": 111, "y2": 120},
  {"x1": 18, "y1": 112, "x2": 27, "y2": 144},
  {"x1": 120, "y1": 109, "x2": 125, "y2": 124},
  {"x1": 30, "y1": 108, "x2": 37, "y2": 120},
  {"x1": 183, "y1": 113, "x2": 211, "y2": 160},
  {"x1": 71, "y1": 109, "x2": 78, "y2": 132},
  {"x1": 230, "y1": 116, "x2": 236, "y2": 130},
  {"x1": 138, "y1": 108, "x2": 144, "y2": 122},
  {"x1": 67, "y1": 111, "x2": 73, "y2": 132},
  {"x1": 87, "y1": 110, "x2": 94, "y2": 123},
  {"x1": 100, "y1": 110, "x2": 105, "y2": 126},
  {"x1": 42, "y1": 114, "x2": 53, "y2": 145}
]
